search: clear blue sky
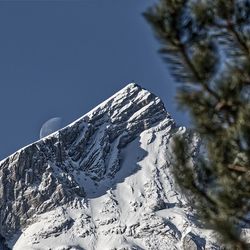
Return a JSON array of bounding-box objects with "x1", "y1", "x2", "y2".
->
[{"x1": 0, "y1": 0, "x2": 188, "y2": 160}]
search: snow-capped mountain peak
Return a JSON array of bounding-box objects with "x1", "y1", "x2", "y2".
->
[{"x1": 0, "y1": 83, "x2": 218, "y2": 249}]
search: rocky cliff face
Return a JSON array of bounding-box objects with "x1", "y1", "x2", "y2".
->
[{"x1": 0, "y1": 83, "x2": 220, "y2": 249}]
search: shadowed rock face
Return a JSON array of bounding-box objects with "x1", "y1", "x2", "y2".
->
[
  {"x1": 0, "y1": 235, "x2": 10, "y2": 250},
  {"x1": 0, "y1": 131, "x2": 86, "y2": 238},
  {"x1": 0, "y1": 84, "x2": 222, "y2": 249}
]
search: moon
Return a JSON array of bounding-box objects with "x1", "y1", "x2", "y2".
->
[{"x1": 39, "y1": 117, "x2": 63, "y2": 139}]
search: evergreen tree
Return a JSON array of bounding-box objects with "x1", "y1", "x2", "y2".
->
[{"x1": 144, "y1": 1, "x2": 250, "y2": 249}]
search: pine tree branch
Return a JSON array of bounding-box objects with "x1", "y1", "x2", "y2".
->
[
  {"x1": 229, "y1": 0, "x2": 250, "y2": 56},
  {"x1": 228, "y1": 164, "x2": 249, "y2": 173},
  {"x1": 227, "y1": 21, "x2": 250, "y2": 56},
  {"x1": 145, "y1": 1, "x2": 250, "y2": 248},
  {"x1": 178, "y1": 43, "x2": 220, "y2": 100},
  {"x1": 211, "y1": 0, "x2": 250, "y2": 57}
]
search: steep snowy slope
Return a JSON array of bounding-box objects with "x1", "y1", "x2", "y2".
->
[{"x1": 0, "y1": 83, "x2": 219, "y2": 249}]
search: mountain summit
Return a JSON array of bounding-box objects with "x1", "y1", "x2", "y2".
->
[{"x1": 0, "y1": 83, "x2": 218, "y2": 249}]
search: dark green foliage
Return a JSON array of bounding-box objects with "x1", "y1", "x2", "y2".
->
[{"x1": 144, "y1": 0, "x2": 250, "y2": 249}]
